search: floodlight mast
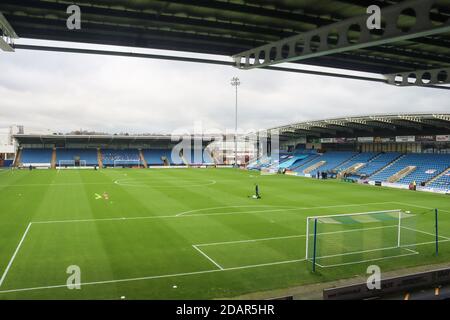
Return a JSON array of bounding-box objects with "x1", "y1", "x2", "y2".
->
[{"x1": 231, "y1": 77, "x2": 240, "y2": 167}]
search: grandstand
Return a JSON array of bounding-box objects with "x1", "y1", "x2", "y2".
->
[
  {"x1": 13, "y1": 134, "x2": 220, "y2": 170},
  {"x1": 247, "y1": 113, "x2": 450, "y2": 194},
  {"x1": 12, "y1": 113, "x2": 449, "y2": 195}
]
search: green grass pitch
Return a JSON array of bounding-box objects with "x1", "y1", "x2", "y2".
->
[{"x1": 0, "y1": 167, "x2": 449, "y2": 299}]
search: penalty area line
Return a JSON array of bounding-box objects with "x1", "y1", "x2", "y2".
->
[
  {"x1": 192, "y1": 245, "x2": 224, "y2": 270},
  {"x1": 0, "y1": 223, "x2": 32, "y2": 288}
]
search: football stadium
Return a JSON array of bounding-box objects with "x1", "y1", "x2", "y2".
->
[{"x1": 1, "y1": 0, "x2": 450, "y2": 304}]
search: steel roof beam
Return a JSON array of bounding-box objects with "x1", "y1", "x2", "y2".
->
[
  {"x1": 368, "y1": 116, "x2": 400, "y2": 131},
  {"x1": 0, "y1": 12, "x2": 17, "y2": 52},
  {"x1": 233, "y1": 0, "x2": 450, "y2": 70},
  {"x1": 385, "y1": 67, "x2": 450, "y2": 86},
  {"x1": 391, "y1": 119, "x2": 423, "y2": 130},
  {"x1": 422, "y1": 119, "x2": 450, "y2": 130},
  {"x1": 324, "y1": 124, "x2": 354, "y2": 134}
]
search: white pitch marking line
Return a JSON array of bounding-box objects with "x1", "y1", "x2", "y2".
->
[
  {"x1": 317, "y1": 250, "x2": 420, "y2": 268},
  {"x1": 393, "y1": 202, "x2": 450, "y2": 214},
  {"x1": 1, "y1": 222, "x2": 446, "y2": 294},
  {"x1": 0, "y1": 223, "x2": 32, "y2": 288},
  {"x1": 0, "y1": 258, "x2": 307, "y2": 294},
  {"x1": 401, "y1": 226, "x2": 450, "y2": 240},
  {"x1": 31, "y1": 201, "x2": 395, "y2": 224},
  {"x1": 175, "y1": 205, "x2": 292, "y2": 217},
  {"x1": 195, "y1": 225, "x2": 398, "y2": 247},
  {"x1": 192, "y1": 245, "x2": 224, "y2": 270}
]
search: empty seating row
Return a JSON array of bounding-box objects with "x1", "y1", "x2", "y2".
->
[
  {"x1": 102, "y1": 149, "x2": 141, "y2": 166},
  {"x1": 335, "y1": 152, "x2": 379, "y2": 171},
  {"x1": 397, "y1": 154, "x2": 450, "y2": 185},
  {"x1": 56, "y1": 149, "x2": 98, "y2": 166},
  {"x1": 427, "y1": 171, "x2": 450, "y2": 191},
  {"x1": 370, "y1": 153, "x2": 450, "y2": 184},
  {"x1": 297, "y1": 152, "x2": 357, "y2": 176},
  {"x1": 356, "y1": 152, "x2": 402, "y2": 177},
  {"x1": 142, "y1": 149, "x2": 173, "y2": 165},
  {"x1": 21, "y1": 149, "x2": 52, "y2": 166}
]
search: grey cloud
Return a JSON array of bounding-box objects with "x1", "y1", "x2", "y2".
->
[{"x1": 0, "y1": 43, "x2": 449, "y2": 135}]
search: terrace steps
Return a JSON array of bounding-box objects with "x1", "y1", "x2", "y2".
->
[
  {"x1": 427, "y1": 167, "x2": 450, "y2": 185},
  {"x1": 13, "y1": 148, "x2": 22, "y2": 167},
  {"x1": 139, "y1": 150, "x2": 148, "y2": 168},
  {"x1": 304, "y1": 161, "x2": 326, "y2": 174},
  {"x1": 162, "y1": 156, "x2": 170, "y2": 166},
  {"x1": 97, "y1": 149, "x2": 103, "y2": 168},
  {"x1": 334, "y1": 153, "x2": 360, "y2": 170},
  {"x1": 51, "y1": 148, "x2": 57, "y2": 169},
  {"x1": 388, "y1": 166, "x2": 416, "y2": 183},
  {"x1": 290, "y1": 154, "x2": 320, "y2": 171},
  {"x1": 337, "y1": 163, "x2": 366, "y2": 178},
  {"x1": 369, "y1": 154, "x2": 405, "y2": 178}
]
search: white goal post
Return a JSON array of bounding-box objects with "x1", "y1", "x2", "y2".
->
[
  {"x1": 304, "y1": 209, "x2": 420, "y2": 270},
  {"x1": 58, "y1": 160, "x2": 87, "y2": 167},
  {"x1": 113, "y1": 159, "x2": 142, "y2": 168}
]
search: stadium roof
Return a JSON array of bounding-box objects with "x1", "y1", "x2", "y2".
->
[
  {"x1": 269, "y1": 112, "x2": 450, "y2": 139},
  {"x1": 14, "y1": 113, "x2": 450, "y2": 143},
  {"x1": 13, "y1": 133, "x2": 174, "y2": 145},
  {"x1": 1, "y1": 1, "x2": 450, "y2": 87},
  {"x1": 12, "y1": 133, "x2": 227, "y2": 145}
]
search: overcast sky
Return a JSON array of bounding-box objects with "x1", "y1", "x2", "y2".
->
[{"x1": 1, "y1": 39, "x2": 449, "y2": 139}]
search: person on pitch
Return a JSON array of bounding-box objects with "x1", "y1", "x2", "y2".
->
[{"x1": 255, "y1": 184, "x2": 261, "y2": 199}]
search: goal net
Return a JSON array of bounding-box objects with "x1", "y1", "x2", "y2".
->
[
  {"x1": 58, "y1": 160, "x2": 86, "y2": 167},
  {"x1": 305, "y1": 209, "x2": 421, "y2": 269},
  {"x1": 113, "y1": 160, "x2": 142, "y2": 168}
]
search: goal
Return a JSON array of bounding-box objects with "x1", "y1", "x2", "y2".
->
[
  {"x1": 305, "y1": 209, "x2": 421, "y2": 270},
  {"x1": 58, "y1": 160, "x2": 86, "y2": 167},
  {"x1": 113, "y1": 159, "x2": 142, "y2": 168}
]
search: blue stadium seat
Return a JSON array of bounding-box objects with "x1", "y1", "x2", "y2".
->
[
  {"x1": 56, "y1": 149, "x2": 98, "y2": 166},
  {"x1": 102, "y1": 149, "x2": 141, "y2": 166},
  {"x1": 295, "y1": 151, "x2": 357, "y2": 176},
  {"x1": 357, "y1": 152, "x2": 402, "y2": 177},
  {"x1": 142, "y1": 149, "x2": 173, "y2": 165},
  {"x1": 427, "y1": 170, "x2": 450, "y2": 191},
  {"x1": 21, "y1": 148, "x2": 53, "y2": 165},
  {"x1": 370, "y1": 153, "x2": 450, "y2": 185}
]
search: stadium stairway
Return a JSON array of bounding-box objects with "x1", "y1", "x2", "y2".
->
[
  {"x1": 388, "y1": 166, "x2": 416, "y2": 183},
  {"x1": 357, "y1": 152, "x2": 403, "y2": 177},
  {"x1": 335, "y1": 152, "x2": 379, "y2": 172},
  {"x1": 51, "y1": 148, "x2": 57, "y2": 169},
  {"x1": 427, "y1": 167, "x2": 450, "y2": 184},
  {"x1": 427, "y1": 168, "x2": 450, "y2": 191},
  {"x1": 368, "y1": 154, "x2": 406, "y2": 180},
  {"x1": 304, "y1": 161, "x2": 326, "y2": 174},
  {"x1": 299, "y1": 152, "x2": 357, "y2": 176},
  {"x1": 289, "y1": 154, "x2": 320, "y2": 172},
  {"x1": 97, "y1": 149, "x2": 103, "y2": 168},
  {"x1": 13, "y1": 148, "x2": 22, "y2": 167},
  {"x1": 162, "y1": 156, "x2": 170, "y2": 166},
  {"x1": 370, "y1": 154, "x2": 450, "y2": 185},
  {"x1": 139, "y1": 150, "x2": 148, "y2": 168}
]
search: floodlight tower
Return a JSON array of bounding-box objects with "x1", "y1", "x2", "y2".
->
[{"x1": 230, "y1": 77, "x2": 240, "y2": 166}]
